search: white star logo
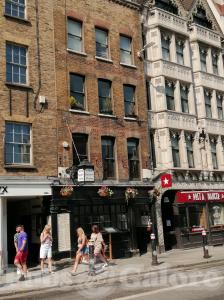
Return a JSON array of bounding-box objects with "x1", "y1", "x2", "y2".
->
[
  {"x1": 188, "y1": 195, "x2": 191, "y2": 200},
  {"x1": 163, "y1": 177, "x2": 169, "y2": 185}
]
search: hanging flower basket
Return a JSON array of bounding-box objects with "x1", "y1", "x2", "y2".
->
[
  {"x1": 97, "y1": 186, "x2": 114, "y2": 198},
  {"x1": 60, "y1": 185, "x2": 74, "y2": 197},
  {"x1": 148, "y1": 186, "x2": 162, "y2": 198},
  {"x1": 125, "y1": 187, "x2": 138, "y2": 204}
]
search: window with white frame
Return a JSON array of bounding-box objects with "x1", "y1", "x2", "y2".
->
[
  {"x1": 67, "y1": 19, "x2": 83, "y2": 52},
  {"x1": 199, "y1": 47, "x2": 207, "y2": 72},
  {"x1": 95, "y1": 28, "x2": 109, "y2": 59},
  {"x1": 70, "y1": 73, "x2": 85, "y2": 110},
  {"x1": 5, "y1": 122, "x2": 31, "y2": 164},
  {"x1": 127, "y1": 138, "x2": 140, "y2": 180},
  {"x1": 101, "y1": 137, "x2": 115, "y2": 179},
  {"x1": 161, "y1": 32, "x2": 170, "y2": 61},
  {"x1": 171, "y1": 131, "x2": 180, "y2": 167},
  {"x1": 6, "y1": 43, "x2": 27, "y2": 84},
  {"x1": 185, "y1": 133, "x2": 194, "y2": 168},
  {"x1": 180, "y1": 84, "x2": 189, "y2": 113},
  {"x1": 123, "y1": 85, "x2": 136, "y2": 117},
  {"x1": 5, "y1": 0, "x2": 25, "y2": 19},
  {"x1": 120, "y1": 35, "x2": 132, "y2": 65},
  {"x1": 176, "y1": 39, "x2": 184, "y2": 65},
  {"x1": 212, "y1": 51, "x2": 219, "y2": 75},
  {"x1": 204, "y1": 90, "x2": 212, "y2": 118},
  {"x1": 217, "y1": 94, "x2": 224, "y2": 120},
  {"x1": 165, "y1": 81, "x2": 175, "y2": 111},
  {"x1": 98, "y1": 79, "x2": 112, "y2": 114},
  {"x1": 210, "y1": 137, "x2": 218, "y2": 169}
]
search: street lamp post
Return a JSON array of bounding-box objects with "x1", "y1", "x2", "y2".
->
[{"x1": 150, "y1": 192, "x2": 159, "y2": 266}]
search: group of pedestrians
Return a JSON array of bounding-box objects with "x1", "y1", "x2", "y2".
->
[{"x1": 13, "y1": 224, "x2": 108, "y2": 281}]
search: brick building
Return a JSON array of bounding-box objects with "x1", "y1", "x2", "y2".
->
[
  {"x1": 0, "y1": 1, "x2": 57, "y2": 267},
  {"x1": 52, "y1": 0, "x2": 152, "y2": 258}
]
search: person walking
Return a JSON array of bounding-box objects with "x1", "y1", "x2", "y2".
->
[
  {"x1": 14, "y1": 225, "x2": 28, "y2": 281},
  {"x1": 40, "y1": 225, "x2": 53, "y2": 275},
  {"x1": 14, "y1": 226, "x2": 21, "y2": 275},
  {"x1": 71, "y1": 227, "x2": 88, "y2": 276},
  {"x1": 91, "y1": 225, "x2": 108, "y2": 268}
]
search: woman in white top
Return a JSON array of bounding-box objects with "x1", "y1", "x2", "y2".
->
[
  {"x1": 91, "y1": 225, "x2": 108, "y2": 268},
  {"x1": 40, "y1": 225, "x2": 53, "y2": 274}
]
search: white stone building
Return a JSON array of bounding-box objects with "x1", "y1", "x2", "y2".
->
[{"x1": 142, "y1": 0, "x2": 224, "y2": 251}]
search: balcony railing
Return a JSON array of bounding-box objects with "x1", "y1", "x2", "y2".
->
[
  {"x1": 194, "y1": 72, "x2": 224, "y2": 92},
  {"x1": 148, "y1": 110, "x2": 197, "y2": 131},
  {"x1": 146, "y1": 60, "x2": 193, "y2": 82},
  {"x1": 146, "y1": 8, "x2": 188, "y2": 35},
  {"x1": 189, "y1": 24, "x2": 221, "y2": 48}
]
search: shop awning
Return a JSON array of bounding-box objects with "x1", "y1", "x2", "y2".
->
[{"x1": 176, "y1": 191, "x2": 224, "y2": 203}]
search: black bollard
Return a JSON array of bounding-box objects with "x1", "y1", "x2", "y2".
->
[
  {"x1": 88, "y1": 239, "x2": 95, "y2": 276},
  {"x1": 151, "y1": 233, "x2": 159, "y2": 266},
  {"x1": 202, "y1": 230, "x2": 210, "y2": 259}
]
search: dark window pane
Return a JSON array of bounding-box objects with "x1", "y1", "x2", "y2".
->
[{"x1": 127, "y1": 138, "x2": 140, "y2": 180}]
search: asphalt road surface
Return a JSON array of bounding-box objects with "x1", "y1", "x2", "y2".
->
[{"x1": 3, "y1": 261, "x2": 224, "y2": 300}]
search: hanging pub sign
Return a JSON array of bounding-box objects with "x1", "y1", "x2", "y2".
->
[{"x1": 176, "y1": 191, "x2": 224, "y2": 203}]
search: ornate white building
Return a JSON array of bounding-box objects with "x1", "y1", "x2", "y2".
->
[{"x1": 142, "y1": 0, "x2": 224, "y2": 251}]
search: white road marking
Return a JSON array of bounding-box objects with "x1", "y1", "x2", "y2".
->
[{"x1": 112, "y1": 275, "x2": 224, "y2": 300}]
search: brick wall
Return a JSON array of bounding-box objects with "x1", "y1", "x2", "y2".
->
[{"x1": 55, "y1": 0, "x2": 150, "y2": 182}]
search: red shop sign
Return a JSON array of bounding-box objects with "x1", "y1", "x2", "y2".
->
[{"x1": 176, "y1": 191, "x2": 224, "y2": 203}]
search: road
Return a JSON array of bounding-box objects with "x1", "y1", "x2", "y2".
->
[{"x1": 3, "y1": 262, "x2": 224, "y2": 300}]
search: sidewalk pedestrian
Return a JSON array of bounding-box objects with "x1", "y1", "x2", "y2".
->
[
  {"x1": 91, "y1": 225, "x2": 108, "y2": 268},
  {"x1": 40, "y1": 225, "x2": 54, "y2": 275},
  {"x1": 14, "y1": 226, "x2": 21, "y2": 275},
  {"x1": 71, "y1": 227, "x2": 89, "y2": 276},
  {"x1": 14, "y1": 225, "x2": 28, "y2": 281}
]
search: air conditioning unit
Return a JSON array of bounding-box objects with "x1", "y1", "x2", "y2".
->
[
  {"x1": 39, "y1": 95, "x2": 46, "y2": 104},
  {"x1": 58, "y1": 167, "x2": 70, "y2": 178}
]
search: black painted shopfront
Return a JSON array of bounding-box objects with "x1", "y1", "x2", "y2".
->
[
  {"x1": 50, "y1": 185, "x2": 153, "y2": 259},
  {"x1": 162, "y1": 190, "x2": 224, "y2": 251}
]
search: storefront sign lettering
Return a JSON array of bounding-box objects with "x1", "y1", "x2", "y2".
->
[
  {"x1": 0, "y1": 186, "x2": 8, "y2": 195},
  {"x1": 177, "y1": 191, "x2": 224, "y2": 203}
]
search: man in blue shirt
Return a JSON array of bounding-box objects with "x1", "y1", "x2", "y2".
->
[{"x1": 14, "y1": 225, "x2": 28, "y2": 281}]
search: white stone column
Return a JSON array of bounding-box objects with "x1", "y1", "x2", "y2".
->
[
  {"x1": 0, "y1": 197, "x2": 7, "y2": 273},
  {"x1": 170, "y1": 34, "x2": 176, "y2": 63},
  {"x1": 154, "y1": 130, "x2": 161, "y2": 169},
  {"x1": 179, "y1": 130, "x2": 188, "y2": 168},
  {"x1": 188, "y1": 84, "x2": 195, "y2": 115},
  {"x1": 206, "y1": 136, "x2": 213, "y2": 170},
  {"x1": 174, "y1": 80, "x2": 181, "y2": 112},
  {"x1": 217, "y1": 136, "x2": 224, "y2": 170},
  {"x1": 211, "y1": 90, "x2": 218, "y2": 119},
  {"x1": 184, "y1": 39, "x2": 191, "y2": 67},
  {"x1": 194, "y1": 133, "x2": 202, "y2": 169},
  {"x1": 218, "y1": 52, "x2": 224, "y2": 77},
  {"x1": 206, "y1": 48, "x2": 213, "y2": 74},
  {"x1": 155, "y1": 195, "x2": 165, "y2": 253}
]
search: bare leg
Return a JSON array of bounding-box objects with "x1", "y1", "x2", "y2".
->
[
  {"x1": 22, "y1": 263, "x2": 27, "y2": 275},
  {"x1": 72, "y1": 253, "x2": 82, "y2": 273},
  {"x1": 48, "y1": 258, "x2": 52, "y2": 273},
  {"x1": 40, "y1": 259, "x2": 44, "y2": 272},
  {"x1": 14, "y1": 261, "x2": 23, "y2": 272}
]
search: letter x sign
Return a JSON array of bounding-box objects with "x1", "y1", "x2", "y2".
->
[{"x1": 160, "y1": 174, "x2": 172, "y2": 188}]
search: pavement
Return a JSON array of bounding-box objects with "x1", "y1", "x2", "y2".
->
[{"x1": 1, "y1": 245, "x2": 224, "y2": 299}]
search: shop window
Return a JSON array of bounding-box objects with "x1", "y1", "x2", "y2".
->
[
  {"x1": 5, "y1": 122, "x2": 31, "y2": 165},
  {"x1": 210, "y1": 137, "x2": 218, "y2": 169},
  {"x1": 161, "y1": 32, "x2": 170, "y2": 61},
  {"x1": 209, "y1": 204, "x2": 224, "y2": 228},
  {"x1": 67, "y1": 19, "x2": 83, "y2": 53},
  {"x1": 170, "y1": 131, "x2": 180, "y2": 167},
  {"x1": 188, "y1": 205, "x2": 207, "y2": 231},
  {"x1": 127, "y1": 138, "x2": 140, "y2": 180},
  {"x1": 123, "y1": 85, "x2": 136, "y2": 117},
  {"x1": 178, "y1": 206, "x2": 188, "y2": 230},
  {"x1": 72, "y1": 133, "x2": 88, "y2": 167},
  {"x1": 98, "y1": 79, "x2": 112, "y2": 114},
  {"x1": 212, "y1": 51, "x2": 219, "y2": 75},
  {"x1": 5, "y1": 0, "x2": 26, "y2": 19},
  {"x1": 185, "y1": 133, "x2": 194, "y2": 168},
  {"x1": 199, "y1": 47, "x2": 207, "y2": 72},
  {"x1": 176, "y1": 39, "x2": 184, "y2": 65},
  {"x1": 165, "y1": 80, "x2": 175, "y2": 111},
  {"x1": 180, "y1": 84, "x2": 189, "y2": 113},
  {"x1": 70, "y1": 73, "x2": 85, "y2": 110},
  {"x1": 95, "y1": 28, "x2": 109, "y2": 59},
  {"x1": 217, "y1": 94, "x2": 224, "y2": 120},
  {"x1": 120, "y1": 35, "x2": 133, "y2": 65},
  {"x1": 101, "y1": 137, "x2": 115, "y2": 179},
  {"x1": 204, "y1": 90, "x2": 212, "y2": 118}
]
